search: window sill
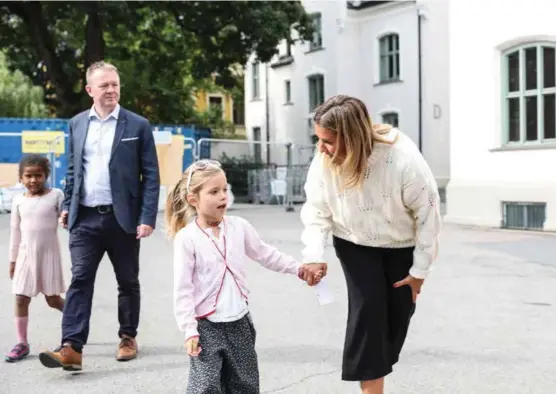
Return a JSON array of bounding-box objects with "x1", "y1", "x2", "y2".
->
[
  {"x1": 490, "y1": 142, "x2": 556, "y2": 152},
  {"x1": 249, "y1": 98, "x2": 263, "y2": 103},
  {"x1": 304, "y1": 47, "x2": 325, "y2": 55},
  {"x1": 271, "y1": 56, "x2": 294, "y2": 69},
  {"x1": 284, "y1": 102, "x2": 294, "y2": 106},
  {"x1": 373, "y1": 79, "x2": 403, "y2": 87}
]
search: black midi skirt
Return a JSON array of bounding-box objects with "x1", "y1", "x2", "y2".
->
[{"x1": 333, "y1": 236, "x2": 416, "y2": 381}]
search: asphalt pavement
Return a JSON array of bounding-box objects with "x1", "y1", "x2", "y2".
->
[{"x1": 0, "y1": 204, "x2": 554, "y2": 394}]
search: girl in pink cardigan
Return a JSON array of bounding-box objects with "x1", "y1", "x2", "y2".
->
[{"x1": 165, "y1": 159, "x2": 325, "y2": 394}]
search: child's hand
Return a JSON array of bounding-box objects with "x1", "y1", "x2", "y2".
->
[
  {"x1": 9, "y1": 262, "x2": 15, "y2": 279},
  {"x1": 185, "y1": 336, "x2": 201, "y2": 357},
  {"x1": 314, "y1": 269, "x2": 324, "y2": 284},
  {"x1": 299, "y1": 263, "x2": 327, "y2": 286},
  {"x1": 59, "y1": 210, "x2": 68, "y2": 229}
]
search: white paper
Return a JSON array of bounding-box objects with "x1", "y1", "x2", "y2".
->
[{"x1": 314, "y1": 277, "x2": 335, "y2": 306}]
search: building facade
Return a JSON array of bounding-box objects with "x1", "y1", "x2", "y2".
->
[
  {"x1": 444, "y1": 0, "x2": 556, "y2": 231},
  {"x1": 243, "y1": 0, "x2": 450, "y2": 190}
]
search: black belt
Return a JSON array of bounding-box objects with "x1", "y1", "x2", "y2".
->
[{"x1": 81, "y1": 204, "x2": 114, "y2": 214}]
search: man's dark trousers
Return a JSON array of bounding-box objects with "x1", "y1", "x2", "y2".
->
[{"x1": 61, "y1": 205, "x2": 140, "y2": 352}]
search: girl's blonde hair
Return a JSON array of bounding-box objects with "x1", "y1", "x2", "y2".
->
[
  {"x1": 313, "y1": 94, "x2": 394, "y2": 189},
  {"x1": 164, "y1": 162, "x2": 224, "y2": 237}
]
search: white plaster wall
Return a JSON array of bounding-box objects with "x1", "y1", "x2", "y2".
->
[
  {"x1": 417, "y1": 0, "x2": 450, "y2": 189},
  {"x1": 337, "y1": 2, "x2": 449, "y2": 187},
  {"x1": 346, "y1": 2, "x2": 420, "y2": 144},
  {"x1": 445, "y1": 0, "x2": 556, "y2": 230}
]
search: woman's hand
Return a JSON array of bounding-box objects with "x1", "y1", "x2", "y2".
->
[
  {"x1": 299, "y1": 263, "x2": 327, "y2": 286},
  {"x1": 393, "y1": 275, "x2": 425, "y2": 303},
  {"x1": 185, "y1": 336, "x2": 202, "y2": 357}
]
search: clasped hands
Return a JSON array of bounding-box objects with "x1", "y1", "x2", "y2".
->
[{"x1": 298, "y1": 262, "x2": 327, "y2": 286}]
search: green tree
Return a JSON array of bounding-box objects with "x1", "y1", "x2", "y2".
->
[
  {"x1": 0, "y1": 1, "x2": 313, "y2": 123},
  {"x1": 0, "y1": 52, "x2": 48, "y2": 117}
]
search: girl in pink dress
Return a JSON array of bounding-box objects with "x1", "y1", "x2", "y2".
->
[{"x1": 6, "y1": 154, "x2": 66, "y2": 362}]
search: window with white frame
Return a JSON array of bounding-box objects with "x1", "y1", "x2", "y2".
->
[
  {"x1": 309, "y1": 13, "x2": 323, "y2": 50},
  {"x1": 503, "y1": 43, "x2": 555, "y2": 144},
  {"x1": 379, "y1": 34, "x2": 400, "y2": 82},
  {"x1": 252, "y1": 62, "x2": 260, "y2": 99},
  {"x1": 308, "y1": 74, "x2": 325, "y2": 112},
  {"x1": 285, "y1": 80, "x2": 292, "y2": 103},
  {"x1": 382, "y1": 112, "x2": 399, "y2": 128}
]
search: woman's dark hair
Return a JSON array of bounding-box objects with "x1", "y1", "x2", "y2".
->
[{"x1": 19, "y1": 154, "x2": 51, "y2": 178}]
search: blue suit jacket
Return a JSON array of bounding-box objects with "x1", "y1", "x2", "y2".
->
[{"x1": 61, "y1": 107, "x2": 161, "y2": 234}]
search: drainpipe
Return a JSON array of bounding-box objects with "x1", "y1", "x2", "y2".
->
[
  {"x1": 417, "y1": 8, "x2": 424, "y2": 152},
  {"x1": 265, "y1": 63, "x2": 271, "y2": 164}
]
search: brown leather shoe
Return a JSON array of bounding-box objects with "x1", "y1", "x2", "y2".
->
[
  {"x1": 116, "y1": 336, "x2": 137, "y2": 361},
  {"x1": 39, "y1": 343, "x2": 82, "y2": 371}
]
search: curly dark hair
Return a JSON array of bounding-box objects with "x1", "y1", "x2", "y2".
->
[{"x1": 19, "y1": 154, "x2": 51, "y2": 178}]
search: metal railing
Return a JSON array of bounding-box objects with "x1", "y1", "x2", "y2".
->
[{"x1": 193, "y1": 138, "x2": 315, "y2": 212}]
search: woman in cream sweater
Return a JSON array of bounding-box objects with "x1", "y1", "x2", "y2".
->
[{"x1": 300, "y1": 95, "x2": 442, "y2": 394}]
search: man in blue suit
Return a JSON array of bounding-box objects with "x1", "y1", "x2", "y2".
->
[{"x1": 39, "y1": 61, "x2": 160, "y2": 371}]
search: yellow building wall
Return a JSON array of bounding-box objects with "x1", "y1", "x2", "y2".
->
[
  {"x1": 194, "y1": 88, "x2": 245, "y2": 136},
  {"x1": 194, "y1": 90, "x2": 233, "y2": 123}
]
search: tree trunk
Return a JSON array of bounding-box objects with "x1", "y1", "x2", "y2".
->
[
  {"x1": 19, "y1": 2, "x2": 81, "y2": 117},
  {"x1": 84, "y1": 3, "x2": 105, "y2": 71}
]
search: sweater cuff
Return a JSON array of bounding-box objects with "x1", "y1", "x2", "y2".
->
[
  {"x1": 292, "y1": 262, "x2": 304, "y2": 276},
  {"x1": 184, "y1": 323, "x2": 199, "y2": 341},
  {"x1": 409, "y1": 266, "x2": 431, "y2": 280},
  {"x1": 410, "y1": 249, "x2": 434, "y2": 279},
  {"x1": 301, "y1": 247, "x2": 326, "y2": 264}
]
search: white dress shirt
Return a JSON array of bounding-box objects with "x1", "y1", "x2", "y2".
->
[
  {"x1": 80, "y1": 105, "x2": 120, "y2": 207},
  {"x1": 300, "y1": 129, "x2": 442, "y2": 279}
]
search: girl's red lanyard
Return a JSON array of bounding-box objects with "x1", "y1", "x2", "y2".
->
[{"x1": 196, "y1": 218, "x2": 227, "y2": 263}]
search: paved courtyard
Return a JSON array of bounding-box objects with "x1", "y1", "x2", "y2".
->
[{"x1": 0, "y1": 204, "x2": 554, "y2": 394}]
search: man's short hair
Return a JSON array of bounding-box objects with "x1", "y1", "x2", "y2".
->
[{"x1": 86, "y1": 61, "x2": 119, "y2": 84}]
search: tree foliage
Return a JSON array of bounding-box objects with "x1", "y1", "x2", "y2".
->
[
  {"x1": 0, "y1": 1, "x2": 313, "y2": 123},
  {"x1": 0, "y1": 51, "x2": 48, "y2": 118}
]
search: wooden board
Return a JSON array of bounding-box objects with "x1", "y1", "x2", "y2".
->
[
  {"x1": 0, "y1": 164, "x2": 19, "y2": 187},
  {"x1": 155, "y1": 135, "x2": 184, "y2": 187}
]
